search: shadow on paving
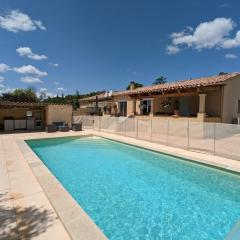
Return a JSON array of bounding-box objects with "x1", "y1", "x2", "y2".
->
[{"x1": 0, "y1": 192, "x2": 56, "y2": 239}]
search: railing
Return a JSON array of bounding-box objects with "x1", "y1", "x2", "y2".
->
[{"x1": 73, "y1": 115, "x2": 240, "y2": 161}]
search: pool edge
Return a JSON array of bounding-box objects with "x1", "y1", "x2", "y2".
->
[
  {"x1": 14, "y1": 129, "x2": 240, "y2": 239},
  {"x1": 16, "y1": 135, "x2": 108, "y2": 240}
]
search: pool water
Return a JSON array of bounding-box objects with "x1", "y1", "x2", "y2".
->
[{"x1": 27, "y1": 136, "x2": 240, "y2": 240}]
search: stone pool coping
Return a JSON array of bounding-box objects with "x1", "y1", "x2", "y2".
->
[
  {"x1": 1, "y1": 129, "x2": 240, "y2": 239},
  {"x1": 16, "y1": 132, "x2": 108, "y2": 240}
]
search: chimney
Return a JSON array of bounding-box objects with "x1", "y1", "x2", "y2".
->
[{"x1": 130, "y1": 81, "x2": 135, "y2": 91}]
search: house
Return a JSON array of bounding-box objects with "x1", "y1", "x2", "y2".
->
[
  {"x1": 79, "y1": 72, "x2": 240, "y2": 123},
  {"x1": 0, "y1": 101, "x2": 72, "y2": 131}
]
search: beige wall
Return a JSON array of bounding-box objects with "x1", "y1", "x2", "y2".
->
[
  {"x1": 46, "y1": 104, "x2": 72, "y2": 127},
  {"x1": 205, "y1": 89, "x2": 222, "y2": 117},
  {"x1": 136, "y1": 99, "x2": 141, "y2": 115},
  {"x1": 222, "y1": 76, "x2": 240, "y2": 123}
]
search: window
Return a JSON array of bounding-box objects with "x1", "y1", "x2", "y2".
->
[
  {"x1": 140, "y1": 100, "x2": 152, "y2": 115},
  {"x1": 119, "y1": 101, "x2": 127, "y2": 116},
  {"x1": 26, "y1": 111, "x2": 32, "y2": 117}
]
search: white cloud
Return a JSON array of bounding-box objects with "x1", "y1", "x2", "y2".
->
[
  {"x1": 57, "y1": 87, "x2": 66, "y2": 91},
  {"x1": 167, "y1": 18, "x2": 240, "y2": 54},
  {"x1": 37, "y1": 89, "x2": 56, "y2": 98},
  {"x1": 0, "y1": 10, "x2": 46, "y2": 32},
  {"x1": 54, "y1": 81, "x2": 60, "y2": 85},
  {"x1": 0, "y1": 83, "x2": 5, "y2": 88},
  {"x1": 14, "y1": 65, "x2": 47, "y2": 77},
  {"x1": 40, "y1": 88, "x2": 48, "y2": 92},
  {"x1": 0, "y1": 87, "x2": 16, "y2": 94},
  {"x1": 0, "y1": 63, "x2": 10, "y2": 73},
  {"x1": 20, "y1": 76, "x2": 43, "y2": 83},
  {"x1": 166, "y1": 45, "x2": 180, "y2": 55},
  {"x1": 220, "y1": 31, "x2": 240, "y2": 48},
  {"x1": 48, "y1": 63, "x2": 59, "y2": 67},
  {"x1": 225, "y1": 53, "x2": 238, "y2": 59},
  {"x1": 16, "y1": 47, "x2": 47, "y2": 60},
  {"x1": 34, "y1": 20, "x2": 46, "y2": 31},
  {"x1": 0, "y1": 76, "x2": 4, "y2": 82}
]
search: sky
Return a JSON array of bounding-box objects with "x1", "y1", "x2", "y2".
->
[{"x1": 0, "y1": 0, "x2": 240, "y2": 96}]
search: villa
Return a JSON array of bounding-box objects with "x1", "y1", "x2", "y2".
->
[
  {"x1": 1, "y1": 75, "x2": 240, "y2": 240},
  {"x1": 79, "y1": 72, "x2": 240, "y2": 124}
]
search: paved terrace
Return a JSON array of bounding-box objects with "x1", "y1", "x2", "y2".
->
[{"x1": 1, "y1": 130, "x2": 240, "y2": 239}]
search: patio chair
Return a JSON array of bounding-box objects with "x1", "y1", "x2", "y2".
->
[
  {"x1": 46, "y1": 124, "x2": 57, "y2": 133},
  {"x1": 72, "y1": 123, "x2": 82, "y2": 131},
  {"x1": 52, "y1": 122, "x2": 65, "y2": 131},
  {"x1": 58, "y1": 124, "x2": 69, "y2": 132}
]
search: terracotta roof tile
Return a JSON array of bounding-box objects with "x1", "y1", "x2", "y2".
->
[
  {"x1": 123, "y1": 72, "x2": 240, "y2": 96},
  {"x1": 0, "y1": 101, "x2": 71, "y2": 107},
  {"x1": 79, "y1": 93, "x2": 111, "y2": 102},
  {"x1": 79, "y1": 72, "x2": 240, "y2": 100}
]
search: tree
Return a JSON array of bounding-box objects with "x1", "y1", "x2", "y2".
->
[
  {"x1": 39, "y1": 92, "x2": 47, "y2": 102},
  {"x1": 218, "y1": 72, "x2": 228, "y2": 76},
  {"x1": 126, "y1": 82, "x2": 143, "y2": 90},
  {"x1": 153, "y1": 76, "x2": 167, "y2": 85},
  {"x1": 0, "y1": 87, "x2": 38, "y2": 102}
]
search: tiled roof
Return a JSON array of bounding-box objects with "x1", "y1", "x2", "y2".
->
[
  {"x1": 79, "y1": 93, "x2": 112, "y2": 102},
  {"x1": 79, "y1": 72, "x2": 240, "y2": 100},
  {"x1": 0, "y1": 101, "x2": 47, "y2": 107},
  {"x1": 0, "y1": 101, "x2": 71, "y2": 107},
  {"x1": 125, "y1": 72, "x2": 240, "y2": 96}
]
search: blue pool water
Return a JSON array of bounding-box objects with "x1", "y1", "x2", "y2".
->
[{"x1": 27, "y1": 136, "x2": 240, "y2": 240}]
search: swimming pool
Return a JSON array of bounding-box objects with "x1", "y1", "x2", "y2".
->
[{"x1": 27, "y1": 136, "x2": 240, "y2": 239}]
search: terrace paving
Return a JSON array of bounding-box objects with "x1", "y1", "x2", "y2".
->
[{"x1": 0, "y1": 130, "x2": 240, "y2": 239}]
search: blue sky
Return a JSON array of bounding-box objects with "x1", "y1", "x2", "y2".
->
[{"x1": 0, "y1": 0, "x2": 240, "y2": 96}]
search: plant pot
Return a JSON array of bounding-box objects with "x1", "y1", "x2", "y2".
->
[{"x1": 173, "y1": 109, "x2": 180, "y2": 116}]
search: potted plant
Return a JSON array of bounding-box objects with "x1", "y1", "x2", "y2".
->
[
  {"x1": 112, "y1": 103, "x2": 118, "y2": 116},
  {"x1": 173, "y1": 99, "x2": 180, "y2": 116}
]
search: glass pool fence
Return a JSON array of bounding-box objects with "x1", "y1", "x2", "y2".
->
[{"x1": 73, "y1": 115, "x2": 240, "y2": 161}]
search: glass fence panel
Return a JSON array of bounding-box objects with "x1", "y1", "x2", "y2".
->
[
  {"x1": 189, "y1": 122, "x2": 214, "y2": 154},
  {"x1": 73, "y1": 115, "x2": 94, "y2": 128},
  {"x1": 137, "y1": 119, "x2": 151, "y2": 141},
  {"x1": 105, "y1": 117, "x2": 117, "y2": 133},
  {"x1": 151, "y1": 118, "x2": 168, "y2": 144},
  {"x1": 168, "y1": 120, "x2": 188, "y2": 149},
  {"x1": 77, "y1": 115, "x2": 240, "y2": 160},
  {"x1": 115, "y1": 117, "x2": 127, "y2": 135},
  {"x1": 93, "y1": 116, "x2": 100, "y2": 130},
  {"x1": 215, "y1": 123, "x2": 240, "y2": 160},
  {"x1": 125, "y1": 118, "x2": 137, "y2": 138}
]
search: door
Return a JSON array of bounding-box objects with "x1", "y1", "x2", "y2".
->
[
  {"x1": 141, "y1": 100, "x2": 152, "y2": 115},
  {"x1": 119, "y1": 101, "x2": 127, "y2": 116}
]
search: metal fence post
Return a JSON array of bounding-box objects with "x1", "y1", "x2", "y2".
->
[
  {"x1": 136, "y1": 118, "x2": 138, "y2": 138},
  {"x1": 125, "y1": 118, "x2": 127, "y2": 136},
  {"x1": 98, "y1": 116, "x2": 101, "y2": 131},
  {"x1": 213, "y1": 123, "x2": 216, "y2": 155},
  {"x1": 187, "y1": 120, "x2": 190, "y2": 151},
  {"x1": 150, "y1": 118, "x2": 153, "y2": 142},
  {"x1": 166, "y1": 120, "x2": 169, "y2": 145}
]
